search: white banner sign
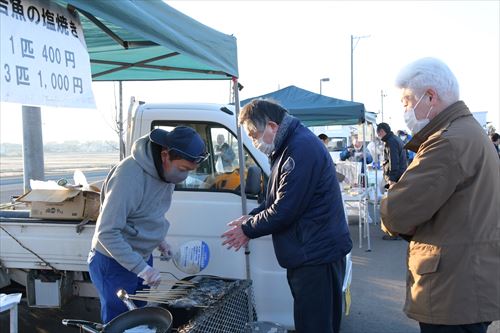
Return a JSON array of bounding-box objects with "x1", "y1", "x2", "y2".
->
[{"x1": 0, "y1": 0, "x2": 95, "y2": 108}]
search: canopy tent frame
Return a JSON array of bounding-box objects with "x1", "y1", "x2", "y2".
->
[{"x1": 67, "y1": 5, "x2": 158, "y2": 49}]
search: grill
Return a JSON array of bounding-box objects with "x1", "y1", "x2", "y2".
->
[{"x1": 164, "y1": 276, "x2": 257, "y2": 333}]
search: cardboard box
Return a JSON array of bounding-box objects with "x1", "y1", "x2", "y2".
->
[{"x1": 17, "y1": 187, "x2": 100, "y2": 221}]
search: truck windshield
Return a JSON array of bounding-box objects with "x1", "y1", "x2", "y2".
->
[
  {"x1": 328, "y1": 137, "x2": 347, "y2": 152},
  {"x1": 152, "y1": 122, "x2": 262, "y2": 197}
]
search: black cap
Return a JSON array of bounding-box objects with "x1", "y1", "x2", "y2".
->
[{"x1": 149, "y1": 126, "x2": 208, "y2": 163}]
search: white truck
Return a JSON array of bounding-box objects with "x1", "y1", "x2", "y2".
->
[
  {"x1": 0, "y1": 102, "x2": 352, "y2": 328},
  {"x1": 310, "y1": 125, "x2": 354, "y2": 162}
]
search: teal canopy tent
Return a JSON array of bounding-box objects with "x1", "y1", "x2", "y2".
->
[
  {"x1": 55, "y1": 1, "x2": 249, "y2": 220},
  {"x1": 16, "y1": 0, "x2": 242, "y2": 195},
  {"x1": 58, "y1": 0, "x2": 238, "y2": 80},
  {"x1": 240, "y1": 85, "x2": 376, "y2": 126}
]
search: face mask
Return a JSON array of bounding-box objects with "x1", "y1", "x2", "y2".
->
[
  {"x1": 256, "y1": 137, "x2": 274, "y2": 155},
  {"x1": 254, "y1": 125, "x2": 275, "y2": 156},
  {"x1": 164, "y1": 164, "x2": 189, "y2": 183},
  {"x1": 404, "y1": 94, "x2": 432, "y2": 134}
]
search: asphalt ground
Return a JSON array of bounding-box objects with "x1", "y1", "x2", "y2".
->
[{"x1": 1, "y1": 222, "x2": 499, "y2": 332}]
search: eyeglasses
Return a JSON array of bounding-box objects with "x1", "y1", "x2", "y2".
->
[{"x1": 168, "y1": 147, "x2": 210, "y2": 164}]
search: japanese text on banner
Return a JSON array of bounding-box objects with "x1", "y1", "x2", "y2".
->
[{"x1": 0, "y1": 0, "x2": 95, "y2": 108}]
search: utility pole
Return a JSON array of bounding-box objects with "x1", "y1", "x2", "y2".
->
[
  {"x1": 22, "y1": 106, "x2": 45, "y2": 192},
  {"x1": 350, "y1": 34, "x2": 370, "y2": 101}
]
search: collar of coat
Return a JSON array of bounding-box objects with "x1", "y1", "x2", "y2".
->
[
  {"x1": 405, "y1": 100, "x2": 472, "y2": 153},
  {"x1": 381, "y1": 131, "x2": 394, "y2": 142},
  {"x1": 271, "y1": 114, "x2": 297, "y2": 158}
]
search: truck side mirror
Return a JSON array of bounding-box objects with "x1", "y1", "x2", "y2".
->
[{"x1": 245, "y1": 166, "x2": 262, "y2": 195}]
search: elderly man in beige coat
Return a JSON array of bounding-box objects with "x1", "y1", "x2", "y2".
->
[{"x1": 380, "y1": 57, "x2": 499, "y2": 333}]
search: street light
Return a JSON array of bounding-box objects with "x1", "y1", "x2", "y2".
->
[
  {"x1": 350, "y1": 34, "x2": 370, "y2": 101},
  {"x1": 319, "y1": 77, "x2": 330, "y2": 95},
  {"x1": 380, "y1": 89, "x2": 387, "y2": 122}
]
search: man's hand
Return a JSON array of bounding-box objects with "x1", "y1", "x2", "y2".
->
[
  {"x1": 227, "y1": 215, "x2": 251, "y2": 227},
  {"x1": 158, "y1": 240, "x2": 172, "y2": 261},
  {"x1": 222, "y1": 225, "x2": 249, "y2": 251},
  {"x1": 137, "y1": 265, "x2": 161, "y2": 287},
  {"x1": 221, "y1": 215, "x2": 251, "y2": 251}
]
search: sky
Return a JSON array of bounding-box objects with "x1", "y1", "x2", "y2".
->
[{"x1": 0, "y1": 0, "x2": 499, "y2": 144}]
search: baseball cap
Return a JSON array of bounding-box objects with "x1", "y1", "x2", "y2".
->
[{"x1": 149, "y1": 127, "x2": 209, "y2": 163}]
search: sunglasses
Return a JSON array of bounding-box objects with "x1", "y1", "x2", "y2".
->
[{"x1": 168, "y1": 147, "x2": 210, "y2": 164}]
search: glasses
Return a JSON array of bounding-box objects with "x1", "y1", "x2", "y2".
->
[{"x1": 168, "y1": 147, "x2": 210, "y2": 164}]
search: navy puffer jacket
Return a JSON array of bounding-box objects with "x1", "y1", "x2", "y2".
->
[
  {"x1": 381, "y1": 131, "x2": 407, "y2": 182},
  {"x1": 242, "y1": 116, "x2": 352, "y2": 269}
]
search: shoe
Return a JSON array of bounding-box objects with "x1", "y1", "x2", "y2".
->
[{"x1": 382, "y1": 235, "x2": 400, "y2": 240}]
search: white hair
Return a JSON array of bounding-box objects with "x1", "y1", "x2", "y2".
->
[{"x1": 395, "y1": 57, "x2": 460, "y2": 107}]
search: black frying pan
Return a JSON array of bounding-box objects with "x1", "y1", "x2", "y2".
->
[{"x1": 62, "y1": 306, "x2": 173, "y2": 333}]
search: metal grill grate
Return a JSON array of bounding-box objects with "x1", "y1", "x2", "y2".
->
[{"x1": 176, "y1": 278, "x2": 257, "y2": 333}]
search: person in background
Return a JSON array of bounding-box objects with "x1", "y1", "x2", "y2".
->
[
  {"x1": 491, "y1": 132, "x2": 499, "y2": 158},
  {"x1": 318, "y1": 133, "x2": 330, "y2": 146},
  {"x1": 351, "y1": 134, "x2": 373, "y2": 164},
  {"x1": 215, "y1": 134, "x2": 236, "y2": 171},
  {"x1": 222, "y1": 99, "x2": 352, "y2": 333},
  {"x1": 88, "y1": 126, "x2": 208, "y2": 323},
  {"x1": 340, "y1": 134, "x2": 373, "y2": 171},
  {"x1": 377, "y1": 123, "x2": 407, "y2": 188},
  {"x1": 318, "y1": 133, "x2": 346, "y2": 182},
  {"x1": 367, "y1": 136, "x2": 384, "y2": 170},
  {"x1": 380, "y1": 57, "x2": 499, "y2": 333},
  {"x1": 397, "y1": 129, "x2": 415, "y2": 164},
  {"x1": 377, "y1": 123, "x2": 407, "y2": 240}
]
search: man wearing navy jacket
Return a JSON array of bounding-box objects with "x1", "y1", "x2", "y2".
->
[
  {"x1": 377, "y1": 122, "x2": 407, "y2": 188},
  {"x1": 222, "y1": 99, "x2": 352, "y2": 333}
]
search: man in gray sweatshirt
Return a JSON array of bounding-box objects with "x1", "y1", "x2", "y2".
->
[{"x1": 88, "y1": 126, "x2": 208, "y2": 323}]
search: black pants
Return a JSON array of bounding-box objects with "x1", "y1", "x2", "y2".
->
[
  {"x1": 419, "y1": 322, "x2": 491, "y2": 333},
  {"x1": 287, "y1": 257, "x2": 345, "y2": 333}
]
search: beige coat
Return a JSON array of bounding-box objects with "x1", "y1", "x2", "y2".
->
[{"x1": 380, "y1": 101, "x2": 500, "y2": 325}]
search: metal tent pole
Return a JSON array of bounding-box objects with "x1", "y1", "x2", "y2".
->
[
  {"x1": 232, "y1": 77, "x2": 250, "y2": 281},
  {"x1": 363, "y1": 117, "x2": 371, "y2": 251},
  {"x1": 118, "y1": 81, "x2": 125, "y2": 161},
  {"x1": 374, "y1": 146, "x2": 379, "y2": 227},
  {"x1": 363, "y1": 119, "x2": 372, "y2": 251}
]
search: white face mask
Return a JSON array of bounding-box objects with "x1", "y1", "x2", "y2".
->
[
  {"x1": 404, "y1": 94, "x2": 432, "y2": 134},
  {"x1": 164, "y1": 165, "x2": 189, "y2": 183},
  {"x1": 162, "y1": 155, "x2": 189, "y2": 183},
  {"x1": 254, "y1": 125, "x2": 275, "y2": 156}
]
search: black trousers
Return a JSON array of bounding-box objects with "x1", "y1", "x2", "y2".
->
[
  {"x1": 419, "y1": 321, "x2": 492, "y2": 333},
  {"x1": 287, "y1": 257, "x2": 345, "y2": 333}
]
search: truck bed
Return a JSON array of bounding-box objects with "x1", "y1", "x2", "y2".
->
[{"x1": 0, "y1": 210, "x2": 94, "y2": 271}]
